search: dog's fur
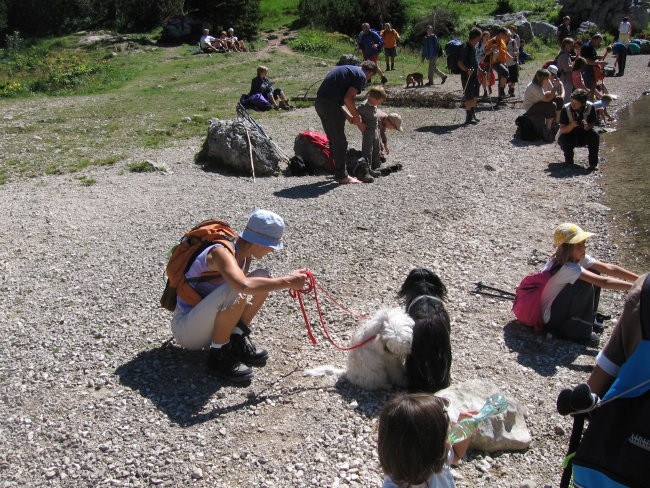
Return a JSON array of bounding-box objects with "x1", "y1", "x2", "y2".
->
[
  {"x1": 304, "y1": 307, "x2": 414, "y2": 390},
  {"x1": 405, "y1": 72, "x2": 424, "y2": 88},
  {"x1": 398, "y1": 268, "x2": 452, "y2": 393}
]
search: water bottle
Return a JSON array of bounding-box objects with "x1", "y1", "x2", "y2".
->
[{"x1": 448, "y1": 393, "x2": 508, "y2": 444}]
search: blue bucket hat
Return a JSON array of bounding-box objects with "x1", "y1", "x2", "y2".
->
[{"x1": 240, "y1": 209, "x2": 284, "y2": 250}]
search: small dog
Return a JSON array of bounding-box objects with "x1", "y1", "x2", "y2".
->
[
  {"x1": 405, "y1": 72, "x2": 424, "y2": 88},
  {"x1": 304, "y1": 307, "x2": 415, "y2": 390},
  {"x1": 398, "y1": 268, "x2": 452, "y2": 393}
]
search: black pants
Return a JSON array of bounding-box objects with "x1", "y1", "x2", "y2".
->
[
  {"x1": 616, "y1": 51, "x2": 627, "y2": 75},
  {"x1": 546, "y1": 279, "x2": 601, "y2": 340},
  {"x1": 558, "y1": 128, "x2": 600, "y2": 166},
  {"x1": 314, "y1": 98, "x2": 348, "y2": 180}
]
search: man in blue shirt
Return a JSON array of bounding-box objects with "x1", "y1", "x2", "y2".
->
[
  {"x1": 610, "y1": 41, "x2": 627, "y2": 76},
  {"x1": 357, "y1": 23, "x2": 383, "y2": 63},
  {"x1": 315, "y1": 61, "x2": 380, "y2": 184}
]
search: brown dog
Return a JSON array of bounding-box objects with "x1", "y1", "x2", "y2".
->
[{"x1": 405, "y1": 73, "x2": 424, "y2": 88}]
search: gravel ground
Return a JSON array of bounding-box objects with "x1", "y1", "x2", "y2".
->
[{"x1": 1, "y1": 55, "x2": 648, "y2": 488}]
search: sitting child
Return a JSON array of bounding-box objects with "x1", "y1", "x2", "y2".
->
[
  {"x1": 379, "y1": 393, "x2": 472, "y2": 488},
  {"x1": 539, "y1": 222, "x2": 638, "y2": 345},
  {"x1": 249, "y1": 66, "x2": 293, "y2": 111}
]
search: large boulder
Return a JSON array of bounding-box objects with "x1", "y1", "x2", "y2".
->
[
  {"x1": 559, "y1": 0, "x2": 648, "y2": 34},
  {"x1": 436, "y1": 379, "x2": 532, "y2": 452},
  {"x1": 531, "y1": 21, "x2": 558, "y2": 41},
  {"x1": 205, "y1": 118, "x2": 287, "y2": 176},
  {"x1": 476, "y1": 12, "x2": 534, "y2": 42},
  {"x1": 575, "y1": 21, "x2": 600, "y2": 39}
]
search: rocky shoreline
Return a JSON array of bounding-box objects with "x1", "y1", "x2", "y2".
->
[{"x1": 1, "y1": 54, "x2": 648, "y2": 487}]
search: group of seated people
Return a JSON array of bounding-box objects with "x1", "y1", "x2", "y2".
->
[{"x1": 199, "y1": 28, "x2": 247, "y2": 54}]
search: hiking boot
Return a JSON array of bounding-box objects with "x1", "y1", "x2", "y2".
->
[
  {"x1": 593, "y1": 321, "x2": 605, "y2": 334},
  {"x1": 230, "y1": 323, "x2": 269, "y2": 367},
  {"x1": 508, "y1": 87, "x2": 515, "y2": 97},
  {"x1": 441, "y1": 75, "x2": 448, "y2": 85},
  {"x1": 464, "y1": 111, "x2": 477, "y2": 125},
  {"x1": 595, "y1": 312, "x2": 611, "y2": 322},
  {"x1": 575, "y1": 332, "x2": 601, "y2": 347},
  {"x1": 425, "y1": 80, "x2": 433, "y2": 86},
  {"x1": 369, "y1": 168, "x2": 381, "y2": 178},
  {"x1": 355, "y1": 162, "x2": 374, "y2": 183},
  {"x1": 471, "y1": 108, "x2": 480, "y2": 122},
  {"x1": 207, "y1": 343, "x2": 254, "y2": 383}
]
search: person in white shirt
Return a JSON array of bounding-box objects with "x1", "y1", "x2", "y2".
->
[
  {"x1": 199, "y1": 29, "x2": 222, "y2": 53},
  {"x1": 618, "y1": 16, "x2": 632, "y2": 45},
  {"x1": 539, "y1": 223, "x2": 638, "y2": 345}
]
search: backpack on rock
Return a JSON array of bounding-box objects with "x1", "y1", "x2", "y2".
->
[{"x1": 160, "y1": 220, "x2": 237, "y2": 312}]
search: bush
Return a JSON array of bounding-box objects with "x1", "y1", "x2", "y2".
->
[
  {"x1": 406, "y1": 8, "x2": 460, "y2": 46},
  {"x1": 492, "y1": 0, "x2": 514, "y2": 15},
  {"x1": 297, "y1": 0, "x2": 406, "y2": 37}
]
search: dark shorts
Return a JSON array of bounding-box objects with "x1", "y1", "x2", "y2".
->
[
  {"x1": 461, "y1": 72, "x2": 480, "y2": 100},
  {"x1": 384, "y1": 47, "x2": 397, "y2": 57},
  {"x1": 494, "y1": 62, "x2": 509, "y2": 80},
  {"x1": 507, "y1": 64, "x2": 519, "y2": 83}
]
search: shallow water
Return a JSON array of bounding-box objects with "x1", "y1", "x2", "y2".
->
[{"x1": 601, "y1": 94, "x2": 650, "y2": 271}]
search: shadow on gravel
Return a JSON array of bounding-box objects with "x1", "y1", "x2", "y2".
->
[
  {"x1": 274, "y1": 180, "x2": 337, "y2": 199},
  {"x1": 545, "y1": 162, "x2": 595, "y2": 178},
  {"x1": 326, "y1": 378, "x2": 396, "y2": 418},
  {"x1": 116, "y1": 341, "x2": 259, "y2": 427},
  {"x1": 415, "y1": 123, "x2": 464, "y2": 134},
  {"x1": 503, "y1": 320, "x2": 596, "y2": 377}
]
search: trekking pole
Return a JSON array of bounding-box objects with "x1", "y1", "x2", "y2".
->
[
  {"x1": 472, "y1": 281, "x2": 515, "y2": 301},
  {"x1": 453, "y1": 72, "x2": 473, "y2": 124}
]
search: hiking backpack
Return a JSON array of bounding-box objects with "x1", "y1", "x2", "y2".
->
[
  {"x1": 444, "y1": 39, "x2": 465, "y2": 75},
  {"x1": 293, "y1": 131, "x2": 335, "y2": 173},
  {"x1": 515, "y1": 113, "x2": 545, "y2": 142},
  {"x1": 160, "y1": 220, "x2": 237, "y2": 312},
  {"x1": 512, "y1": 266, "x2": 559, "y2": 334},
  {"x1": 561, "y1": 274, "x2": 650, "y2": 488}
]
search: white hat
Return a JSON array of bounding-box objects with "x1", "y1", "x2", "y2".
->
[
  {"x1": 547, "y1": 65, "x2": 558, "y2": 75},
  {"x1": 386, "y1": 113, "x2": 403, "y2": 131}
]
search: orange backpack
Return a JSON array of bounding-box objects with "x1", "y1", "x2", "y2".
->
[{"x1": 160, "y1": 220, "x2": 237, "y2": 311}]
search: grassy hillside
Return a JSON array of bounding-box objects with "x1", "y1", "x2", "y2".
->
[{"x1": 0, "y1": 0, "x2": 562, "y2": 184}]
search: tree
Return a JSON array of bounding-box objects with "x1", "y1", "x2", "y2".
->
[{"x1": 185, "y1": 0, "x2": 261, "y2": 40}]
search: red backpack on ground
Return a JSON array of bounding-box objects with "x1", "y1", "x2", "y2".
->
[
  {"x1": 160, "y1": 220, "x2": 237, "y2": 311},
  {"x1": 512, "y1": 267, "x2": 558, "y2": 334},
  {"x1": 294, "y1": 131, "x2": 335, "y2": 172}
]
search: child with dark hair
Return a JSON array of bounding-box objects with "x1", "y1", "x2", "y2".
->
[
  {"x1": 378, "y1": 394, "x2": 471, "y2": 488},
  {"x1": 539, "y1": 223, "x2": 638, "y2": 346}
]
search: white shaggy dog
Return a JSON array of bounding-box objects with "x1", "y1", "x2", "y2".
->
[{"x1": 304, "y1": 307, "x2": 414, "y2": 390}]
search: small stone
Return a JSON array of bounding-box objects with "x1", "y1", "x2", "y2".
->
[
  {"x1": 554, "y1": 424, "x2": 566, "y2": 436},
  {"x1": 191, "y1": 467, "x2": 203, "y2": 479},
  {"x1": 519, "y1": 480, "x2": 536, "y2": 488}
]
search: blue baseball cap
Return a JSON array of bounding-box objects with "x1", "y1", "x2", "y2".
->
[{"x1": 240, "y1": 209, "x2": 284, "y2": 250}]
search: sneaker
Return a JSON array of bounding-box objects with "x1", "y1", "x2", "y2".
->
[
  {"x1": 207, "y1": 344, "x2": 254, "y2": 383},
  {"x1": 441, "y1": 75, "x2": 448, "y2": 85},
  {"x1": 230, "y1": 323, "x2": 269, "y2": 367},
  {"x1": 355, "y1": 162, "x2": 374, "y2": 183}
]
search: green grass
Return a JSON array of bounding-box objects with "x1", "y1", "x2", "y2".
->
[{"x1": 259, "y1": 0, "x2": 300, "y2": 30}]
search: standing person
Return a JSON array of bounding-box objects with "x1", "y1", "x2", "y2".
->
[
  {"x1": 557, "y1": 89, "x2": 599, "y2": 168},
  {"x1": 618, "y1": 16, "x2": 632, "y2": 45},
  {"x1": 380, "y1": 23, "x2": 400, "y2": 71},
  {"x1": 170, "y1": 210, "x2": 308, "y2": 382},
  {"x1": 486, "y1": 27, "x2": 513, "y2": 103},
  {"x1": 506, "y1": 28, "x2": 520, "y2": 97},
  {"x1": 315, "y1": 61, "x2": 380, "y2": 184},
  {"x1": 378, "y1": 394, "x2": 472, "y2": 488},
  {"x1": 249, "y1": 65, "x2": 293, "y2": 111},
  {"x1": 457, "y1": 27, "x2": 483, "y2": 125},
  {"x1": 355, "y1": 85, "x2": 387, "y2": 178},
  {"x1": 609, "y1": 41, "x2": 628, "y2": 76},
  {"x1": 580, "y1": 34, "x2": 607, "y2": 92},
  {"x1": 540, "y1": 222, "x2": 638, "y2": 345},
  {"x1": 358, "y1": 23, "x2": 383, "y2": 63},
  {"x1": 422, "y1": 25, "x2": 447, "y2": 86},
  {"x1": 476, "y1": 31, "x2": 494, "y2": 99},
  {"x1": 557, "y1": 16, "x2": 572, "y2": 46},
  {"x1": 556, "y1": 37, "x2": 575, "y2": 102}
]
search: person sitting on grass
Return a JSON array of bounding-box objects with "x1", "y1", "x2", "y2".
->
[
  {"x1": 170, "y1": 209, "x2": 307, "y2": 383},
  {"x1": 378, "y1": 393, "x2": 473, "y2": 488},
  {"x1": 539, "y1": 222, "x2": 638, "y2": 346},
  {"x1": 226, "y1": 28, "x2": 247, "y2": 52},
  {"x1": 199, "y1": 29, "x2": 224, "y2": 54},
  {"x1": 249, "y1": 66, "x2": 293, "y2": 111}
]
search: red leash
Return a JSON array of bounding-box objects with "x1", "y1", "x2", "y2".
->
[{"x1": 288, "y1": 270, "x2": 376, "y2": 351}]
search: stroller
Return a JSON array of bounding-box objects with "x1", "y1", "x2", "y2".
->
[{"x1": 558, "y1": 274, "x2": 650, "y2": 488}]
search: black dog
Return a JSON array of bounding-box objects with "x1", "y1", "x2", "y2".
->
[{"x1": 398, "y1": 268, "x2": 452, "y2": 393}]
